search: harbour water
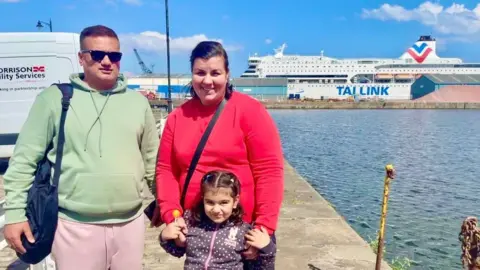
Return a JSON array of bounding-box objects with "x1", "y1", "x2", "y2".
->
[{"x1": 269, "y1": 109, "x2": 480, "y2": 270}]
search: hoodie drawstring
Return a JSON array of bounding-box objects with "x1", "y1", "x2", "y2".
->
[{"x1": 84, "y1": 91, "x2": 111, "y2": 157}]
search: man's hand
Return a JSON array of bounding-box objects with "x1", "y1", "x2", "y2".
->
[{"x1": 4, "y1": 221, "x2": 35, "y2": 254}]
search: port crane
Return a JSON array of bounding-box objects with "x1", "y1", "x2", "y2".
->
[
  {"x1": 133, "y1": 48, "x2": 154, "y2": 74},
  {"x1": 132, "y1": 48, "x2": 159, "y2": 101}
]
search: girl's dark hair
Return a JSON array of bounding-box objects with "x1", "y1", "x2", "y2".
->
[
  {"x1": 188, "y1": 41, "x2": 234, "y2": 100},
  {"x1": 191, "y1": 170, "x2": 244, "y2": 225}
]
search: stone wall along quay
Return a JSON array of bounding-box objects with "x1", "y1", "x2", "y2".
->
[{"x1": 150, "y1": 99, "x2": 480, "y2": 110}]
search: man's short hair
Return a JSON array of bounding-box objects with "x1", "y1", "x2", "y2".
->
[{"x1": 80, "y1": 25, "x2": 119, "y2": 50}]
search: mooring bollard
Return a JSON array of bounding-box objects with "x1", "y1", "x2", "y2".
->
[{"x1": 375, "y1": 164, "x2": 396, "y2": 270}]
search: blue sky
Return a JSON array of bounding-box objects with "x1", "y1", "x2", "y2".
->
[{"x1": 1, "y1": 0, "x2": 480, "y2": 77}]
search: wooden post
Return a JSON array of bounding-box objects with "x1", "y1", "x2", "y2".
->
[{"x1": 375, "y1": 164, "x2": 396, "y2": 270}]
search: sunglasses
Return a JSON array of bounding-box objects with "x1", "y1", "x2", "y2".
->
[{"x1": 81, "y1": 50, "x2": 122, "y2": 62}]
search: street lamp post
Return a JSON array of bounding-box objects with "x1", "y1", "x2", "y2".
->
[
  {"x1": 36, "y1": 18, "x2": 52, "y2": 32},
  {"x1": 165, "y1": 0, "x2": 173, "y2": 113}
]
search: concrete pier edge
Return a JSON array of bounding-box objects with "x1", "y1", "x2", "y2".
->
[{"x1": 150, "y1": 99, "x2": 480, "y2": 110}]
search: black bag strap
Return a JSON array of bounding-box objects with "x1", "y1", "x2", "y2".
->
[
  {"x1": 51, "y1": 83, "x2": 73, "y2": 187},
  {"x1": 180, "y1": 99, "x2": 226, "y2": 208}
]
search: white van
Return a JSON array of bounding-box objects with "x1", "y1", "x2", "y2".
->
[{"x1": 0, "y1": 32, "x2": 83, "y2": 158}]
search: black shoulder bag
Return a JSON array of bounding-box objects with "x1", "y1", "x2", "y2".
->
[
  {"x1": 144, "y1": 98, "x2": 227, "y2": 221},
  {"x1": 17, "y1": 83, "x2": 73, "y2": 264}
]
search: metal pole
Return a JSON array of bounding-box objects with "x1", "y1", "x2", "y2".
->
[
  {"x1": 375, "y1": 164, "x2": 396, "y2": 270},
  {"x1": 165, "y1": 0, "x2": 173, "y2": 113},
  {"x1": 49, "y1": 18, "x2": 52, "y2": 32}
]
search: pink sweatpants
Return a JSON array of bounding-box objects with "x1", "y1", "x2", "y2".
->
[{"x1": 51, "y1": 214, "x2": 145, "y2": 270}]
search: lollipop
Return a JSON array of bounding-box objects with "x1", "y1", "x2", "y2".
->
[{"x1": 173, "y1": 209, "x2": 181, "y2": 223}]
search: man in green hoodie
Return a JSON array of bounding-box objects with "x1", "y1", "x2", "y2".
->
[{"x1": 3, "y1": 25, "x2": 159, "y2": 269}]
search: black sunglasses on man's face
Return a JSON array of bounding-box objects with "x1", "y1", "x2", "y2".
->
[{"x1": 81, "y1": 50, "x2": 122, "y2": 62}]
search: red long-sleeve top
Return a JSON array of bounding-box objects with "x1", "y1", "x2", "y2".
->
[{"x1": 155, "y1": 91, "x2": 284, "y2": 234}]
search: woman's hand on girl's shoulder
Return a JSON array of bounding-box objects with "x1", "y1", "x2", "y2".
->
[{"x1": 245, "y1": 226, "x2": 271, "y2": 250}]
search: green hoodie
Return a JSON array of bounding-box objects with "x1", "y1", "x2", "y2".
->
[{"x1": 3, "y1": 73, "x2": 159, "y2": 224}]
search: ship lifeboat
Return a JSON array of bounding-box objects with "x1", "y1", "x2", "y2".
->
[
  {"x1": 394, "y1": 74, "x2": 414, "y2": 79},
  {"x1": 375, "y1": 73, "x2": 394, "y2": 79}
]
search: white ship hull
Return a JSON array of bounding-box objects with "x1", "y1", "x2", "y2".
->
[
  {"x1": 241, "y1": 35, "x2": 480, "y2": 100},
  {"x1": 288, "y1": 83, "x2": 411, "y2": 100}
]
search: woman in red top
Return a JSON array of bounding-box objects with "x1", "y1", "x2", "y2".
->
[{"x1": 155, "y1": 41, "x2": 284, "y2": 267}]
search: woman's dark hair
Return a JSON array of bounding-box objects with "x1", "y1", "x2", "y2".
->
[
  {"x1": 191, "y1": 170, "x2": 244, "y2": 225},
  {"x1": 188, "y1": 41, "x2": 234, "y2": 99}
]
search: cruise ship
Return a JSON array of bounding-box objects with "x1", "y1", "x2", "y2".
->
[{"x1": 240, "y1": 36, "x2": 480, "y2": 100}]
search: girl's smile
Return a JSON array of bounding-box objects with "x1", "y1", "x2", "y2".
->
[{"x1": 203, "y1": 187, "x2": 239, "y2": 224}]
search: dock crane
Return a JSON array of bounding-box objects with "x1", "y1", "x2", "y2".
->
[
  {"x1": 132, "y1": 48, "x2": 159, "y2": 101},
  {"x1": 133, "y1": 48, "x2": 154, "y2": 74}
]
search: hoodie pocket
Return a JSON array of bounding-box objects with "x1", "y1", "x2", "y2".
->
[{"x1": 64, "y1": 173, "x2": 142, "y2": 215}]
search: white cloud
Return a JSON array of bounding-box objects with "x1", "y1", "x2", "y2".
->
[
  {"x1": 119, "y1": 31, "x2": 242, "y2": 54},
  {"x1": 0, "y1": 0, "x2": 22, "y2": 2},
  {"x1": 361, "y1": 2, "x2": 480, "y2": 37},
  {"x1": 265, "y1": 38, "x2": 272, "y2": 44}
]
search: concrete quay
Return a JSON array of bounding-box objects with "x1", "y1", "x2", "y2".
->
[
  {"x1": 261, "y1": 101, "x2": 480, "y2": 110},
  {"x1": 149, "y1": 98, "x2": 480, "y2": 110},
  {"x1": 0, "y1": 160, "x2": 390, "y2": 270}
]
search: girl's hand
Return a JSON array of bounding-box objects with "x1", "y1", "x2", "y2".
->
[
  {"x1": 160, "y1": 222, "x2": 184, "y2": 241},
  {"x1": 174, "y1": 233, "x2": 186, "y2": 247},
  {"x1": 174, "y1": 227, "x2": 187, "y2": 247},
  {"x1": 176, "y1": 217, "x2": 188, "y2": 235},
  {"x1": 245, "y1": 227, "x2": 271, "y2": 250}
]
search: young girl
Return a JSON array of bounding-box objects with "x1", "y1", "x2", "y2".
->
[{"x1": 159, "y1": 170, "x2": 276, "y2": 269}]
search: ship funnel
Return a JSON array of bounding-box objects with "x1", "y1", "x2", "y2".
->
[{"x1": 400, "y1": 35, "x2": 439, "y2": 64}]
